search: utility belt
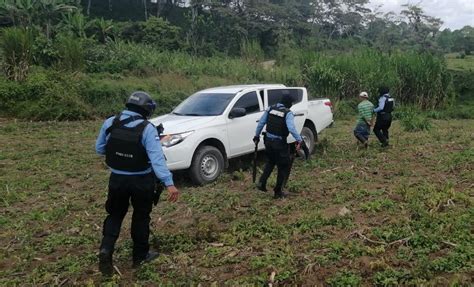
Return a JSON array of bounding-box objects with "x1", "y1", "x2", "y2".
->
[
  {"x1": 110, "y1": 171, "x2": 152, "y2": 177},
  {"x1": 377, "y1": 112, "x2": 391, "y2": 115},
  {"x1": 264, "y1": 133, "x2": 287, "y2": 143}
]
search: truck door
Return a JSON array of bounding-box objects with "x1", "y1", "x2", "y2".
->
[
  {"x1": 266, "y1": 88, "x2": 307, "y2": 142},
  {"x1": 226, "y1": 91, "x2": 264, "y2": 156}
]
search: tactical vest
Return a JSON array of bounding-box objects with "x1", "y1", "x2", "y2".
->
[
  {"x1": 266, "y1": 105, "x2": 290, "y2": 137},
  {"x1": 381, "y1": 94, "x2": 394, "y2": 113},
  {"x1": 105, "y1": 114, "x2": 151, "y2": 172}
]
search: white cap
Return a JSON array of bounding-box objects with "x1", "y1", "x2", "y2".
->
[{"x1": 359, "y1": 92, "x2": 369, "y2": 98}]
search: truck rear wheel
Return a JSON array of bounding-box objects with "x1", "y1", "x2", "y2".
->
[
  {"x1": 301, "y1": 126, "x2": 315, "y2": 154},
  {"x1": 189, "y1": 145, "x2": 224, "y2": 185}
]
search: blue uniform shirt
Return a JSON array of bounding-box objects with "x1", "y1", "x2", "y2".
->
[
  {"x1": 374, "y1": 94, "x2": 389, "y2": 113},
  {"x1": 255, "y1": 103, "x2": 303, "y2": 142},
  {"x1": 95, "y1": 110, "x2": 174, "y2": 187}
]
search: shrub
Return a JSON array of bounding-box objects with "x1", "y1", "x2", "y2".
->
[
  {"x1": 0, "y1": 69, "x2": 91, "y2": 120},
  {"x1": 397, "y1": 108, "x2": 432, "y2": 132},
  {"x1": 240, "y1": 39, "x2": 264, "y2": 64},
  {"x1": 117, "y1": 17, "x2": 182, "y2": 51},
  {"x1": 0, "y1": 27, "x2": 34, "y2": 81},
  {"x1": 141, "y1": 17, "x2": 182, "y2": 50},
  {"x1": 55, "y1": 34, "x2": 86, "y2": 71},
  {"x1": 327, "y1": 270, "x2": 362, "y2": 287}
]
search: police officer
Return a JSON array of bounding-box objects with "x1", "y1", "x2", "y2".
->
[
  {"x1": 373, "y1": 87, "x2": 395, "y2": 147},
  {"x1": 95, "y1": 91, "x2": 179, "y2": 276},
  {"x1": 253, "y1": 93, "x2": 303, "y2": 199}
]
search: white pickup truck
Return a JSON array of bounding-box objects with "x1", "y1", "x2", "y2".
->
[{"x1": 150, "y1": 84, "x2": 333, "y2": 185}]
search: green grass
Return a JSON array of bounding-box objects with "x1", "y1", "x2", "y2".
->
[
  {"x1": 0, "y1": 118, "x2": 473, "y2": 285},
  {"x1": 446, "y1": 53, "x2": 474, "y2": 71}
]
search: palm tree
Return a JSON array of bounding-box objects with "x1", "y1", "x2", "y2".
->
[
  {"x1": 35, "y1": 0, "x2": 77, "y2": 39},
  {"x1": 0, "y1": 0, "x2": 36, "y2": 26},
  {"x1": 94, "y1": 17, "x2": 114, "y2": 43},
  {"x1": 61, "y1": 12, "x2": 91, "y2": 38}
]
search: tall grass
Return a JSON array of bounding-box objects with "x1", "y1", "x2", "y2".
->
[
  {"x1": 55, "y1": 34, "x2": 85, "y2": 71},
  {"x1": 302, "y1": 50, "x2": 454, "y2": 109},
  {"x1": 0, "y1": 27, "x2": 34, "y2": 81},
  {"x1": 240, "y1": 39, "x2": 264, "y2": 64}
]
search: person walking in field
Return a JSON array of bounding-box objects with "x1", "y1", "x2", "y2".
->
[
  {"x1": 354, "y1": 91, "x2": 375, "y2": 148},
  {"x1": 373, "y1": 87, "x2": 395, "y2": 147},
  {"x1": 253, "y1": 93, "x2": 302, "y2": 199},
  {"x1": 95, "y1": 91, "x2": 179, "y2": 276}
]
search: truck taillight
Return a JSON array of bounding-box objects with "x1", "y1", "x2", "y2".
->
[{"x1": 324, "y1": 101, "x2": 332, "y2": 107}]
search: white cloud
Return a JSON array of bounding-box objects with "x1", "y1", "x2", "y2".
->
[{"x1": 367, "y1": 0, "x2": 474, "y2": 30}]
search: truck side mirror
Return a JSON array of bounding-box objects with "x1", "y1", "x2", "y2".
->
[{"x1": 229, "y1": 108, "x2": 246, "y2": 119}]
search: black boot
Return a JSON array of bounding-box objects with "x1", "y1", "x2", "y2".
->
[
  {"x1": 98, "y1": 249, "x2": 113, "y2": 276},
  {"x1": 133, "y1": 251, "x2": 159, "y2": 268},
  {"x1": 256, "y1": 181, "x2": 267, "y2": 192},
  {"x1": 273, "y1": 188, "x2": 287, "y2": 199}
]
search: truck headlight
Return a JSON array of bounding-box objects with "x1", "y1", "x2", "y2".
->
[{"x1": 161, "y1": 131, "x2": 194, "y2": 148}]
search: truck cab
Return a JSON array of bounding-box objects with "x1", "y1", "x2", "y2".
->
[{"x1": 150, "y1": 84, "x2": 333, "y2": 185}]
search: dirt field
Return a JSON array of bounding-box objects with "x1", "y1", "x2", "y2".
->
[{"x1": 0, "y1": 118, "x2": 472, "y2": 286}]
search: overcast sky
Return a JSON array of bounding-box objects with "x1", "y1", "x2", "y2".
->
[{"x1": 367, "y1": 0, "x2": 474, "y2": 30}]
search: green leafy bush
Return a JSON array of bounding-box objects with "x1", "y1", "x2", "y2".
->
[
  {"x1": 0, "y1": 70, "x2": 91, "y2": 120},
  {"x1": 55, "y1": 34, "x2": 85, "y2": 71},
  {"x1": 327, "y1": 270, "x2": 362, "y2": 287},
  {"x1": 397, "y1": 108, "x2": 432, "y2": 132},
  {"x1": 373, "y1": 269, "x2": 412, "y2": 286}
]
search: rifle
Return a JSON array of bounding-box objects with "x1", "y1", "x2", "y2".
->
[
  {"x1": 282, "y1": 143, "x2": 296, "y2": 189},
  {"x1": 252, "y1": 140, "x2": 259, "y2": 183}
]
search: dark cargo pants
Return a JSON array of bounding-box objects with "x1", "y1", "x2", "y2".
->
[
  {"x1": 100, "y1": 172, "x2": 155, "y2": 262},
  {"x1": 374, "y1": 113, "x2": 392, "y2": 146},
  {"x1": 259, "y1": 138, "x2": 291, "y2": 195}
]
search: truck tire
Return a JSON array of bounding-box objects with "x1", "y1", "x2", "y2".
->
[
  {"x1": 301, "y1": 126, "x2": 315, "y2": 154},
  {"x1": 189, "y1": 145, "x2": 224, "y2": 185}
]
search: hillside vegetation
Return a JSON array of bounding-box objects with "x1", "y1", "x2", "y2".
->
[{"x1": 0, "y1": 0, "x2": 472, "y2": 120}]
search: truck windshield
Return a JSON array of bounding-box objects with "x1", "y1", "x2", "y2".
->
[{"x1": 172, "y1": 93, "x2": 236, "y2": 116}]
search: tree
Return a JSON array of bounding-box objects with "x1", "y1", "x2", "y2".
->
[
  {"x1": 61, "y1": 11, "x2": 91, "y2": 38},
  {"x1": 401, "y1": 3, "x2": 443, "y2": 50},
  {"x1": 35, "y1": 0, "x2": 77, "y2": 39},
  {"x1": 0, "y1": 0, "x2": 37, "y2": 26}
]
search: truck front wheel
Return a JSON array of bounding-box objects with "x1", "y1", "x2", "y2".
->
[{"x1": 189, "y1": 145, "x2": 224, "y2": 185}]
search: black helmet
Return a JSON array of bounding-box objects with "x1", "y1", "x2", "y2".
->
[
  {"x1": 125, "y1": 91, "x2": 156, "y2": 117},
  {"x1": 281, "y1": 93, "x2": 294, "y2": 109},
  {"x1": 379, "y1": 86, "x2": 390, "y2": 96}
]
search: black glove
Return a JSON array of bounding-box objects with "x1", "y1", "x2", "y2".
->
[
  {"x1": 253, "y1": 136, "x2": 260, "y2": 145},
  {"x1": 157, "y1": 123, "x2": 164, "y2": 136}
]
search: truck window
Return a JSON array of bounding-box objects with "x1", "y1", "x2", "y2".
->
[
  {"x1": 267, "y1": 89, "x2": 303, "y2": 107},
  {"x1": 233, "y1": 91, "x2": 260, "y2": 114}
]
